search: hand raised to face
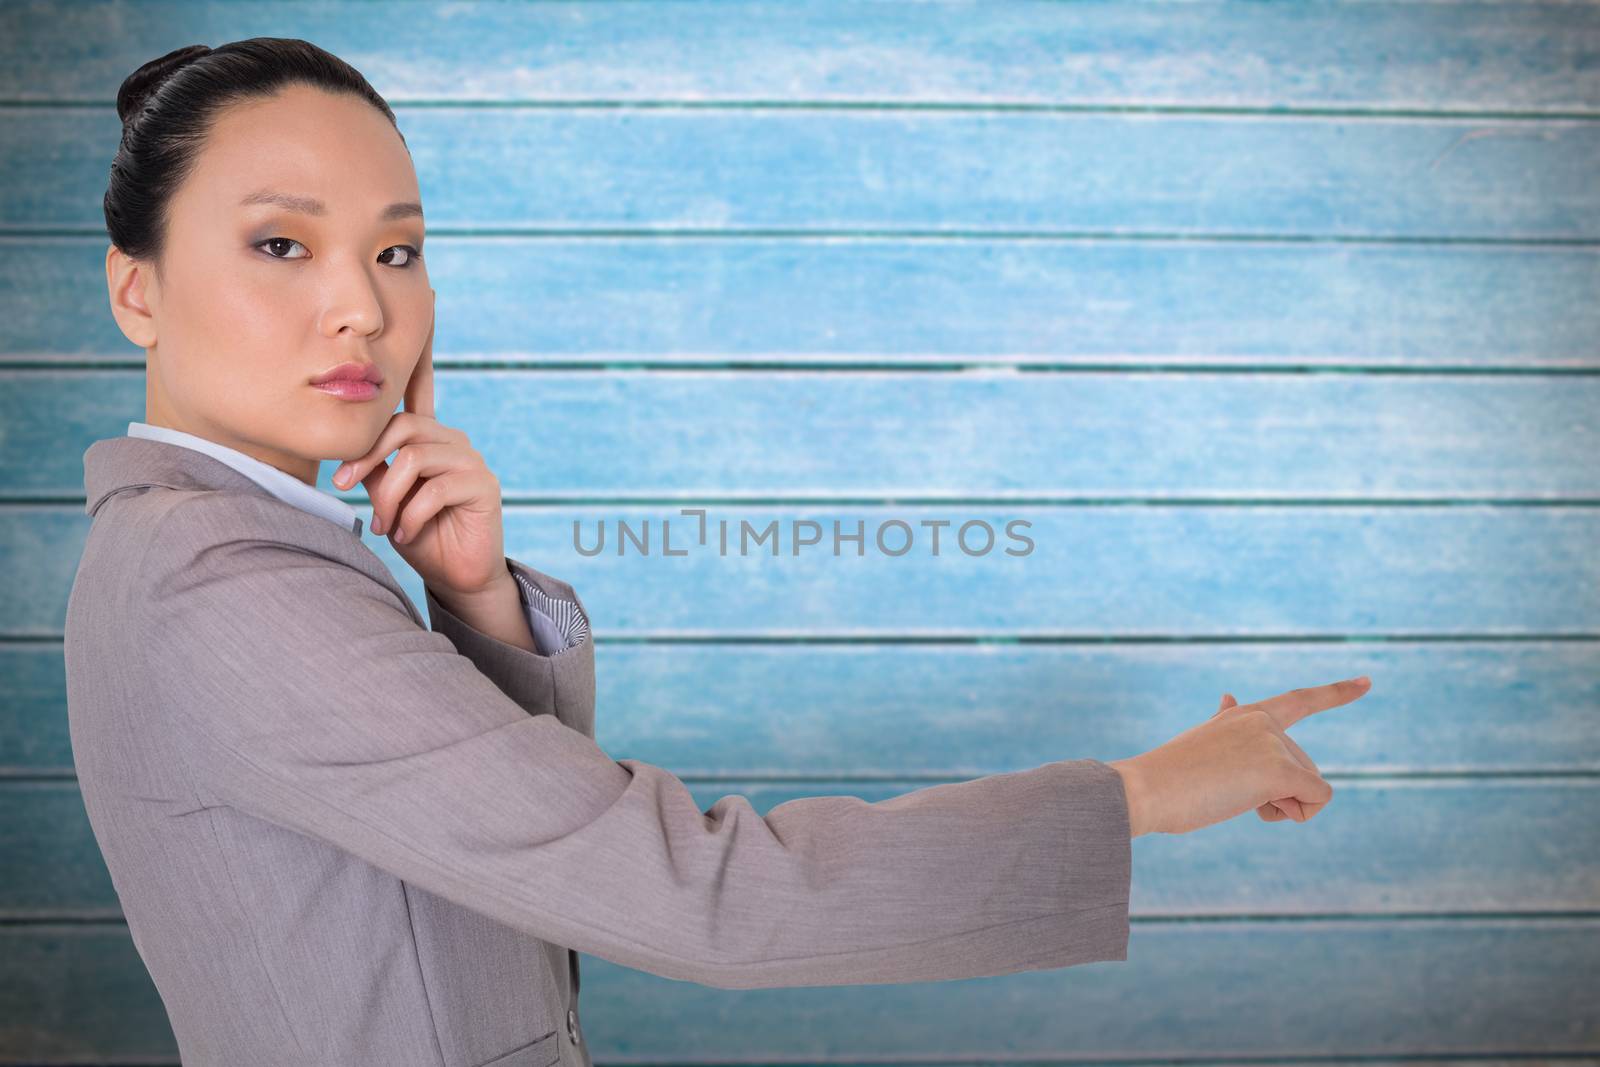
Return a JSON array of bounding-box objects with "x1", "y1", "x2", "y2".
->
[{"x1": 332, "y1": 288, "x2": 514, "y2": 603}]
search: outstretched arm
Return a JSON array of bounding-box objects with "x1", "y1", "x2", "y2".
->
[{"x1": 141, "y1": 493, "x2": 1132, "y2": 990}]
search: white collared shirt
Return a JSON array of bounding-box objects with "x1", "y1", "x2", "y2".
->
[
  {"x1": 129, "y1": 421, "x2": 364, "y2": 535},
  {"x1": 125, "y1": 421, "x2": 585, "y2": 654}
]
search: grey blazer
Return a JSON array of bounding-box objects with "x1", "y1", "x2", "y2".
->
[
  {"x1": 65, "y1": 434, "x2": 1134, "y2": 1067},
  {"x1": 122, "y1": 418, "x2": 589, "y2": 655}
]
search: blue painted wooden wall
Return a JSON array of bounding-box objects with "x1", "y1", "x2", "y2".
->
[{"x1": 2, "y1": 1, "x2": 1597, "y2": 1061}]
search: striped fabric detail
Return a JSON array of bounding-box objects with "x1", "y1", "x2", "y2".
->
[{"x1": 513, "y1": 571, "x2": 590, "y2": 651}]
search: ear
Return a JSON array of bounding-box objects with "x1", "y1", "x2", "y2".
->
[{"x1": 106, "y1": 244, "x2": 158, "y2": 349}]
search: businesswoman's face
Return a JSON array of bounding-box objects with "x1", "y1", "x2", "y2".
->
[{"x1": 106, "y1": 83, "x2": 431, "y2": 485}]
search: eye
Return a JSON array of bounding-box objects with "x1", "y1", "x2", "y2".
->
[
  {"x1": 252, "y1": 238, "x2": 423, "y2": 268},
  {"x1": 255, "y1": 236, "x2": 308, "y2": 260},
  {"x1": 379, "y1": 245, "x2": 423, "y2": 268}
]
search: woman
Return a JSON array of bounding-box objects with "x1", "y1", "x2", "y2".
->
[{"x1": 66, "y1": 37, "x2": 1371, "y2": 1067}]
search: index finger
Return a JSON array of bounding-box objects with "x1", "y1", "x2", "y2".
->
[
  {"x1": 405, "y1": 288, "x2": 435, "y2": 419},
  {"x1": 1255, "y1": 675, "x2": 1371, "y2": 729}
]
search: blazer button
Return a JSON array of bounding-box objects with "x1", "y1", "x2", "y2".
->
[{"x1": 566, "y1": 1007, "x2": 581, "y2": 1046}]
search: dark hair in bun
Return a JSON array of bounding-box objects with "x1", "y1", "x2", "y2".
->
[
  {"x1": 113, "y1": 43, "x2": 214, "y2": 126},
  {"x1": 104, "y1": 37, "x2": 403, "y2": 272}
]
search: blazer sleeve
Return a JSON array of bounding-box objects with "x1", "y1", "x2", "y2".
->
[
  {"x1": 425, "y1": 559, "x2": 586, "y2": 690},
  {"x1": 138, "y1": 494, "x2": 1133, "y2": 990}
]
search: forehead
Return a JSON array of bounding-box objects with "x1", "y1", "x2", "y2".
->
[{"x1": 181, "y1": 83, "x2": 420, "y2": 219}]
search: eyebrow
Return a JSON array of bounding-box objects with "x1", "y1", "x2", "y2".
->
[{"x1": 238, "y1": 189, "x2": 424, "y2": 222}]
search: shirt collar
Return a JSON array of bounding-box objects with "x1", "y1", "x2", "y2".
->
[{"x1": 119, "y1": 422, "x2": 364, "y2": 537}]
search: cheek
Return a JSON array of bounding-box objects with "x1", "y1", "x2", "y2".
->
[
  {"x1": 163, "y1": 250, "x2": 287, "y2": 351},
  {"x1": 159, "y1": 312, "x2": 302, "y2": 412},
  {"x1": 211, "y1": 268, "x2": 296, "y2": 340}
]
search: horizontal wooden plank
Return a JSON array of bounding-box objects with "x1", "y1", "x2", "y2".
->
[
  {"x1": 1, "y1": 1, "x2": 1595, "y2": 113},
  {"x1": 9, "y1": 639, "x2": 1598, "y2": 775},
  {"x1": 0, "y1": 925, "x2": 176, "y2": 1063},
  {"x1": 5, "y1": 371, "x2": 1598, "y2": 499},
  {"x1": 2, "y1": 918, "x2": 1594, "y2": 1062},
  {"x1": 4, "y1": 238, "x2": 1597, "y2": 366},
  {"x1": 5, "y1": 777, "x2": 1596, "y2": 916},
  {"x1": 7, "y1": 108, "x2": 1597, "y2": 238},
  {"x1": 6, "y1": 505, "x2": 1598, "y2": 637},
  {"x1": 584, "y1": 917, "x2": 1600, "y2": 1058}
]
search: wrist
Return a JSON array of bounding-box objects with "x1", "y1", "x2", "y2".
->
[
  {"x1": 1107, "y1": 757, "x2": 1149, "y2": 838},
  {"x1": 429, "y1": 562, "x2": 516, "y2": 618},
  {"x1": 427, "y1": 563, "x2": 538, "y2": 653}
]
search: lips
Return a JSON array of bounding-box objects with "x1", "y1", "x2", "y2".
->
[{"x1": 309, "y1": 361, "x2": 384, "y2": 386}]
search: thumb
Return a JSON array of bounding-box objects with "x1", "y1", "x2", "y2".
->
[{"x1": 1211, "y1": 692, "x2": 1238, "y2": 719}]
